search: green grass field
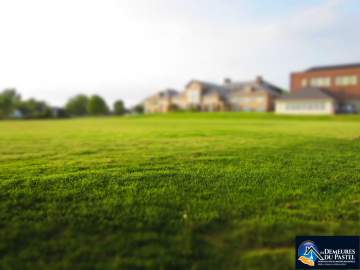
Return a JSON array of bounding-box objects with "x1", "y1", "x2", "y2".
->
[{"x1": 1, "y1": 113, "x2": 360, "y2": 270}]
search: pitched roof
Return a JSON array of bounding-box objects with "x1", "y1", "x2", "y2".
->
[
  {"x1": 144, "y1": 88, "x2": 178, "y2": 102},
  {"x1": 306, "y1": 63, "x2": 360, "y2": 72},
  {"x1": 157, "y1": 89, "x2": 179, "y2": 97},
  {"x1": 186, "y1": 80, "x2": 230, "y2": 97},
  {"x1": 185, "y1": 77, "x2": 283, "y2": 98},
  {"x1": 225, "y1": 79, "x2": 283, "y2": 95},
  {"x1": 279, "y1": 88, "x2": 336, "y2": 100}
]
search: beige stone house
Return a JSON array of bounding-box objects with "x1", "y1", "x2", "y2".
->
[
  {"x1": 174, "y1": 80, "x2": 229, "y2": 111},
  {"x1": 143, "y1": 76, "x2": 283, "y2": 113},
  {"x1": 143, "y1": 89, "x2": 179, "y2": 113},
  {"x1": 226, "y1": 77, "x2": 283, "y2": 112}
]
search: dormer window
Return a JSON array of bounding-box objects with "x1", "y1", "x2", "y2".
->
[{"x1": 245, "y1": 86, "x2": 256, "y2": 93}]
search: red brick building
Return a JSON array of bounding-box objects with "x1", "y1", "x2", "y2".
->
[{"x1": 290, "y1": 63, "x2": 360, "y2": 112}]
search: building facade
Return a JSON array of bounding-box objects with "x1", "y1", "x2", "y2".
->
[
  {"x1": 275, "y1": 88, "x2": 337, "y2": 115},
  {"x1": 144, "y1": 77, "x2": 283, "y2": 113},
  {"x1": 143, "y1": 89, "x2": 179, "y2": 113},
  {"x1": 226, "y1": 77, "x2": 282, "y2": 112},
  {"x1": 291, "y1": 63, "x2": 360, "y2": 113}
]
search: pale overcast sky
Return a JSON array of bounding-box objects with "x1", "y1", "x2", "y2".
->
[{"x1": 0, "y1": 0, "x2": 359, "y2": 107}]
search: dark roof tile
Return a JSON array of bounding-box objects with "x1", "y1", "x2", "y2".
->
[{"x1": 306, "y1": 63, "x2": 360, "y2": 72}]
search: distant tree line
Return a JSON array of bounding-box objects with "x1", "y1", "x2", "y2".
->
[
  {"x1": 0, "y1": 88, "x2": 53, "y2": 119},
  {"x1": 0, "y1": 88, "x2": 144, "y2": 120}
]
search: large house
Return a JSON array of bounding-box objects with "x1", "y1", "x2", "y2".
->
[
  {"x1": 276, "y1": 63, "x2": 360, "y2": 114},
  {"x1": 143, "y1": 89, "x2": 179, "y2": 113},
  {"x1": 144, "y1": 76, "x2": 283, "y2": 113},
  {"x1": 225, "y1": 77, "x2": 283, "y2": 112}
]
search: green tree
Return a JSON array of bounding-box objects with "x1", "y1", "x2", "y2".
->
[
  {"x1": 87, "y1": 95, "x2": 109, "y2": 115},
  {"x1": 0, "y1": 88, "x2": 21, "y2": 118},
  {"x1": 65, "y1": 94, "x2": 89, "y2": 116},
  {"x1": 17, "y1": 98, "x2": 52, "y2": 119},
  {"x1": 113, "y1": 100, "x2": 126, "y2": 115}
]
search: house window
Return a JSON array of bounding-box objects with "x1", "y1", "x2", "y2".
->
[
  {"x1": 256, "y1": 97, "x2": 264, "y2": 103},
  {"x1": 335, "y1": 76, "x2": 358, "y2": 86},
  {"x1": 301, "y1": 79, "x2": 308, "y2": 87},
  {"x1": 286, "y1": 103, "x2": 326, "y2": 111},
  {"x1": 238, "y1": 97, "x2": 264, "y2": 103},
  {"x1": 187, "y1": 91, "x2": 200, "y2": 104},
  {"x1": 309, "y1": 77, "x2": 331, "y2": 87}
]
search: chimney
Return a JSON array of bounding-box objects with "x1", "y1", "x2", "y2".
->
[
  {"x1": 224, "y1": 78, "x2": 232, "y2": 84},
  {"x1": 255, "y1": 75, "x2": 263, "y2": 84}
]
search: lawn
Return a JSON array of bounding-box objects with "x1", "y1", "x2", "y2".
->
[{"x1": 0, "y1": 113, "x2": 359, "y2": 270}]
